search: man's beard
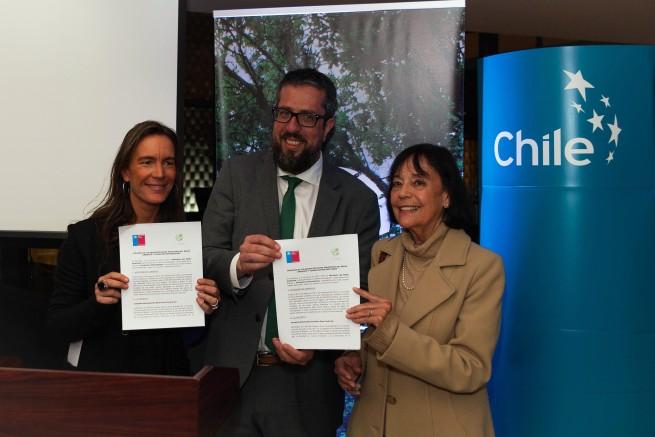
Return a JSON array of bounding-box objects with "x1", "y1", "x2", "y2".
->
[{"x1": 272, "y1": 134, "x2": 321, "y2": 174}]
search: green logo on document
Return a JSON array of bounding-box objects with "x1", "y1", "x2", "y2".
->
[
  {"x1": 330, "y1": 247, "x2": 339, "y2": 256},
  {"x1": 175, "y1": 234, "x2": 184, "y2": 241}
]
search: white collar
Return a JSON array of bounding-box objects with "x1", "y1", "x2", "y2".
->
[{"x1": 277, "y1": 152, "x2": 323, "y2": 186}]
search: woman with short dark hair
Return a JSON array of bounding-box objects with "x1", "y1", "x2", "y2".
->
[{"x1": 336, "y1": 143, "x2": 505, "y2": 437}]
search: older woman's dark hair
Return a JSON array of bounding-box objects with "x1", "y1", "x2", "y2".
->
[
  {"x1": 90, "y1": 120, "x2": 184, "y2": 243},
  {"x1": 387, "y1": 143, "x2": 477, "y2": 240}
]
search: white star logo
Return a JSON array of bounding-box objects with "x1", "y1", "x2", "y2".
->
[
  {"x1": 570, "y1": 101, "x2": 584, "y2": 113},
  {"x1": 564, "y1": 68, "x2": 625, "y2": 165},
  {"x1": 587, "y1": 110, "x2": 604, "y2": 132},
  {"x1": 606, "y1": 150, "x2": 614, "y2": 164},
  {"x1": 563, "y1": 69, "x2": 594, "y2": 101},
  {"x1": 607, "y1": 115, "x2": 621, "y2": 146}
]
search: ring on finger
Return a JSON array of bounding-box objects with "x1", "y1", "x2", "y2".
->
[
  {"x1": 210, "y1": 300, "x2": 220, "y2": 310},
  {"x1": 368, "y1": 309, "x2": 372, "y2": 317}
]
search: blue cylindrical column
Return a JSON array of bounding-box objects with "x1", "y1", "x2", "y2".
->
[{"x1": 481, "y1": 46, "x2": 655, "y2": 436}]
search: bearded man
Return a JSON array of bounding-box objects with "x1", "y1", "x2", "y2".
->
[{"x1": 202, "y1": 68, "x2": 380, "y2": 437}]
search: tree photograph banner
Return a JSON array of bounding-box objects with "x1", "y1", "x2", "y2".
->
[{"x1": 214, "y1": 1, "x2": 465, "y2": 237}]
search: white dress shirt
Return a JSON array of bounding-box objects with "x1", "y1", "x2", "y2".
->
[{"x1": 228, "y1": 153, "x2": 323, "y2": 351}]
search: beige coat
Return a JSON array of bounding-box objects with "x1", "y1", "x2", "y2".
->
[{"x1": 348, "y1": 228, "x2": 505, "y2": 437}]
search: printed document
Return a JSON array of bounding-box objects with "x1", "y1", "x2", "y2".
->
[
  {"x1": 119, "y1": 221, "x2": 204, "y2": 330},
  {"x1": 273, "y1": 234, "x2": 361, "y2": 350}
]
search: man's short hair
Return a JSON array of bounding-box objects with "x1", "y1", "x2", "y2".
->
[{"x1": 276, "y1": 68, "x2": 338, "y2": 118}]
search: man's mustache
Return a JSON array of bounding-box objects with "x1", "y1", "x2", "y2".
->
[{"x1": 281, "y1": 133, "x2": 306, "y2": 143}]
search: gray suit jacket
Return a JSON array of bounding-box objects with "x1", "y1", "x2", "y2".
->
[{"x1": 202, "y1": 150, "x2": 380, "y2": 388}]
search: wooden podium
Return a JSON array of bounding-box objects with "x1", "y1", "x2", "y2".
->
[{"x1": 0, "y1": 365, "x2": 239, "y2": 437}]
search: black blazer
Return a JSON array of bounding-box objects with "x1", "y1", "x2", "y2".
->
[{"x1": 47, "y1": 218, "x2": 189, "y2": 375}]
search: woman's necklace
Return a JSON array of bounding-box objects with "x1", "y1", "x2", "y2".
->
[{"x1": 401, "y1": 251, "x2": 415, "y2": 291}]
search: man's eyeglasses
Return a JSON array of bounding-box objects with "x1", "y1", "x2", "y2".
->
[{"x1": 272, "y1": 107, "x2": 330, "y2": 128}]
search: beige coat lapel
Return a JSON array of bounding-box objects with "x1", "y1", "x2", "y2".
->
[
  {"x1": 399, "y1": 229, "x2": 472, "y2": 327},
  {"x1": 367, "y1": 238, "x2": 402, "y2": 303}
]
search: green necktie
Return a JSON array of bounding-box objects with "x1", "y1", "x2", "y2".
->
[{"x1": 265, "y1": 175, "x2": 302, "y2": 351}]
